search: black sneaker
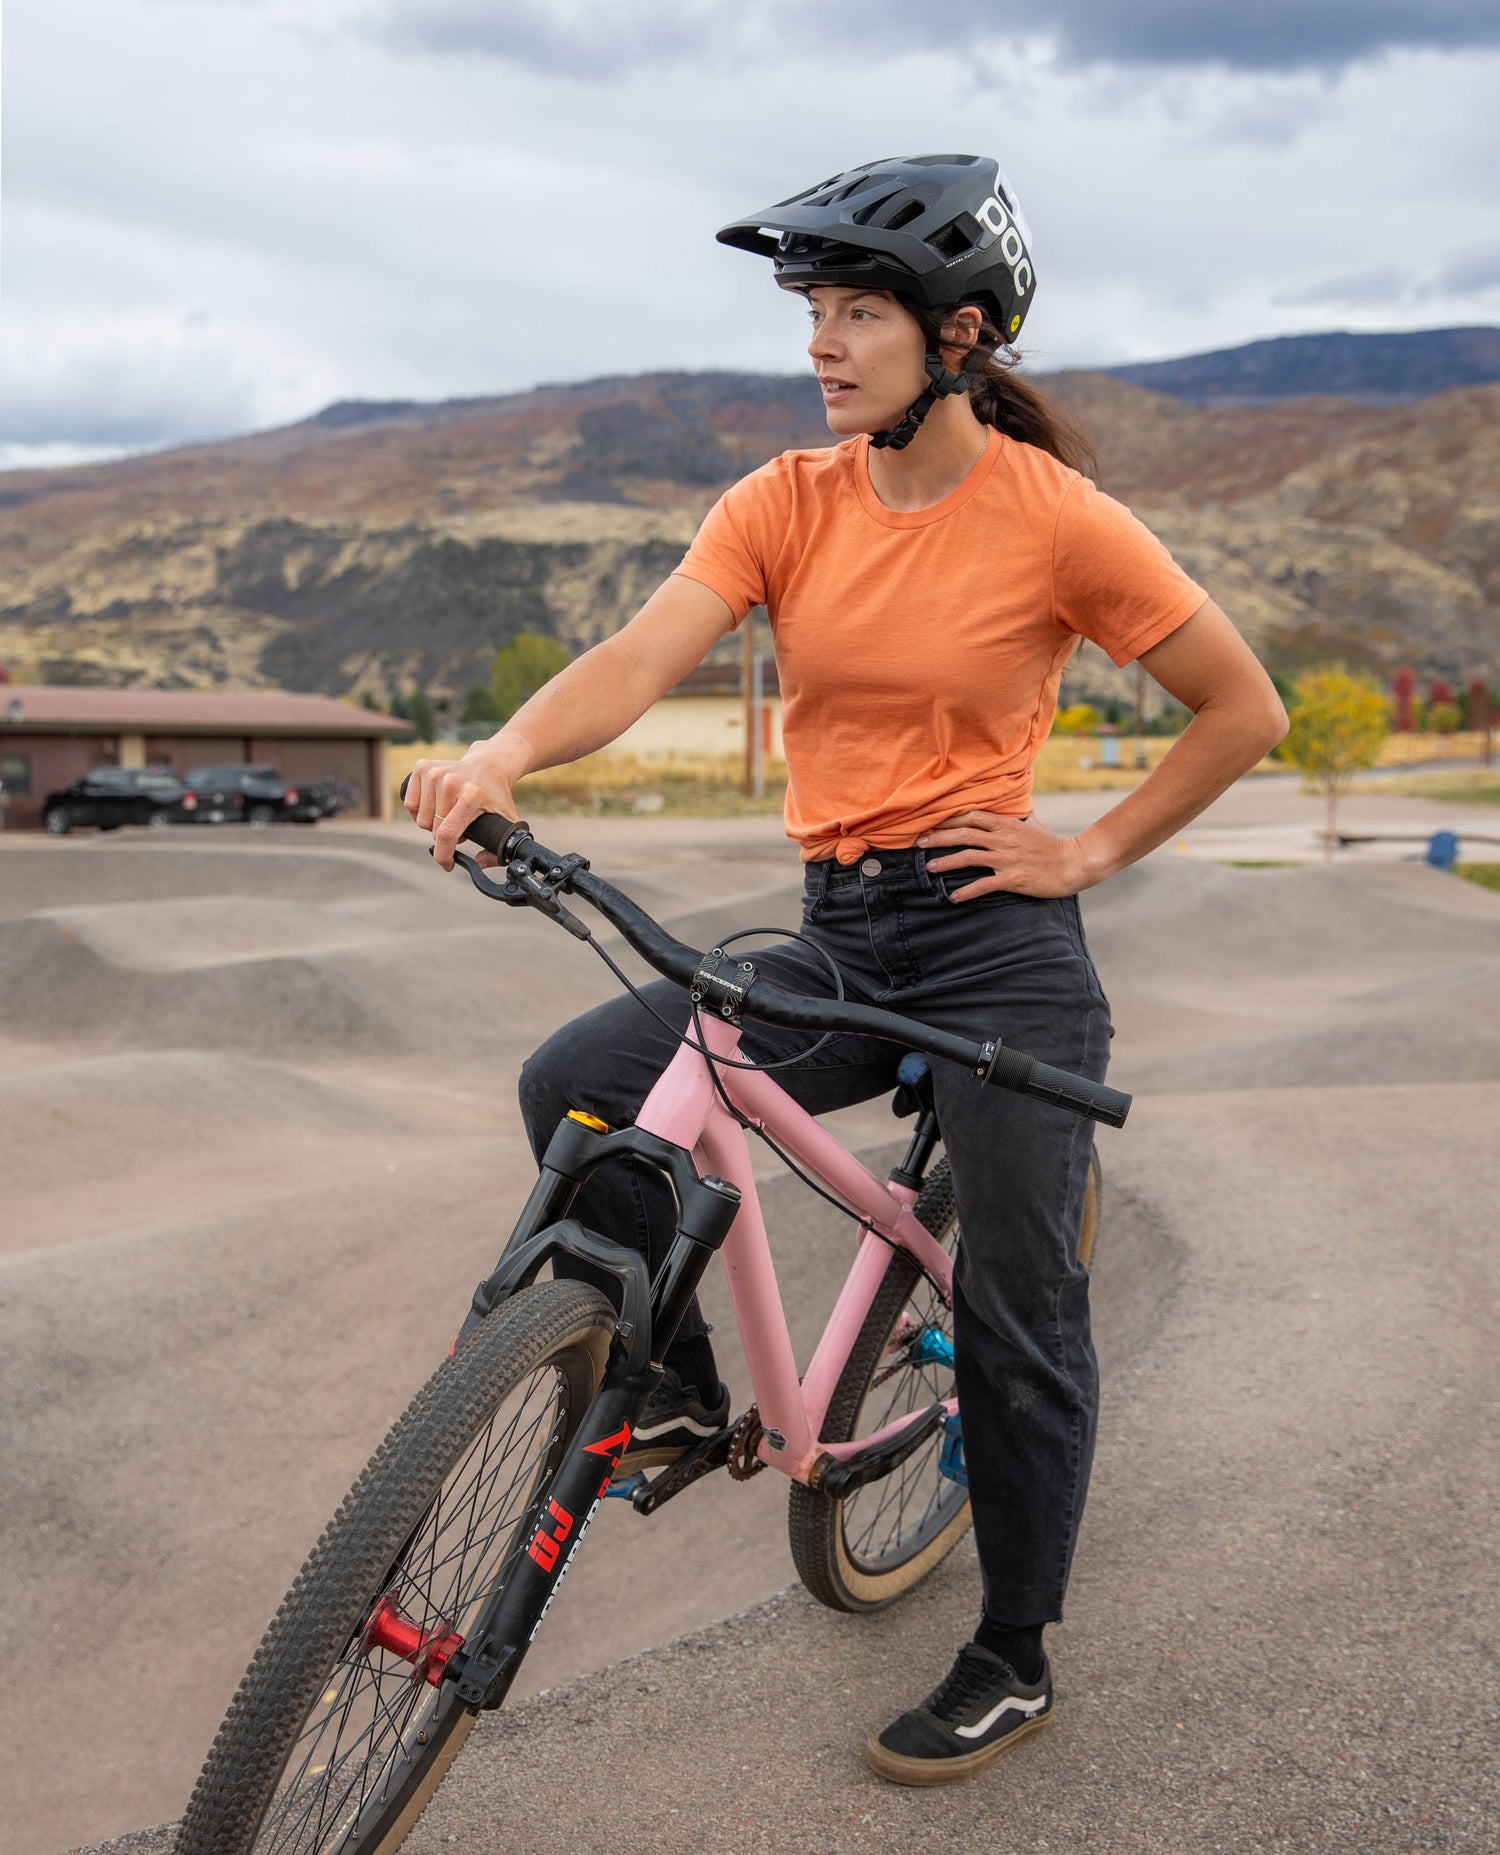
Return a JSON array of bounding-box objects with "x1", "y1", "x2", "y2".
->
[
  {"x1": 867, "y1": 1643, "x2": 1053, "y2": 1786},
  {"x1": 620, "y1": 1365, "x2": 731, "y2": 1470}
]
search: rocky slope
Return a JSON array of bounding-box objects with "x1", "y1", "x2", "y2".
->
[{"x1": 0, "y1": 365, "x2": 1495, "y2": 702}]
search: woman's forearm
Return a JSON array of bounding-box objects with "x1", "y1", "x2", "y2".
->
[
  {"x1": 471, "y1": 574, "x2": 737, "y2": 783},
  {"x1": 1073, "y1": 693, "x2": 1287, "y2": 885},
  {"x1": 476, "y1": 635, "x2": 659, "y2": 781}
]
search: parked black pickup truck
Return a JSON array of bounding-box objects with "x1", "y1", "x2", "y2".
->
[
  {"x1": 180, "y1": 763, "x2": 338, "y2": 826},
  {"x1": 42, "y1": 766, "x2": 188, "y2": 833}
]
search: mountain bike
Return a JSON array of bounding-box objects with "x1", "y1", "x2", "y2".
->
[{"x1": 176, "y1": 806, "x2": 1129, "y2": 1855}]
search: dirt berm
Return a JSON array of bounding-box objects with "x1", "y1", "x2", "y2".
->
[{"x1": 0, "y1": 788, "x2": 1492, "y2": 1855}]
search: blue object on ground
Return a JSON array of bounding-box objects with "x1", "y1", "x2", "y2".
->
[
  {"x1": 939, "y1": 1412, "x2": 968, "y2": 1488},
  {"x1": 1426, "y1": 830, "x2": 1460, "y2": 871}
]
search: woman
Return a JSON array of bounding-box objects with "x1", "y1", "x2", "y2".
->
[{"x1": 405, "y1": 154, "x2": 1286, "y2": 1785}]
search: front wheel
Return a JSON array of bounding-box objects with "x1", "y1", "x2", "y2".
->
[
  {"x1": 44, "y1": 807, "x2": 72, "y2": 835},
  {"x1": 176, "y1": 1279, "x2": 615, "y2": 1855},
  {"x1": 788, "y1": 1147, "x2": 1101, "y2": 1614}
]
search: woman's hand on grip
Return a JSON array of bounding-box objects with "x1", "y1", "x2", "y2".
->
[{"x1": 403, "y1": 746, "x2": 520, "y2": 871}]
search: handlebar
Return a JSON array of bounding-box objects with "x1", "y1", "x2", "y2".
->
[{"x1": 410, "y1": 789, "x2": 1131, "y2": 1129}]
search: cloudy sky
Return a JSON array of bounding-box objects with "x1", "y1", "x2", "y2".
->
[{"x1": 4, "y1": 0, "x2": 1499, "y2": 468}]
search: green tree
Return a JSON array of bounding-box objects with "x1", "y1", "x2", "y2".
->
[
  {"x1": 461, "y1": 684, "x2": 502, "y2": 725},
  {"x1": 408, "y1": 691, "x2": 436, "y2": 741},
  {"x1": 1428, "y1": 700, "x2": 1461, "y2": 735},
  {"x1": 1283, "y1": 669, "x2": 1391, "y2": 860},
  {"x1": 491, "y1": 633, "x2": 572, "y2": 722}
]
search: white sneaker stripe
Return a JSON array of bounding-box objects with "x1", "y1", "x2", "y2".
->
[
  {"x1": 632, "y1": 1413, "x2": 721, "y2": 1441},
  {"x1": 953, "y1": 1691, "x2": 1050, "y2": 1739}
]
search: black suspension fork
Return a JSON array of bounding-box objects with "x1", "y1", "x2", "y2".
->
[{"x1": 444, "y1": 1115, "x2": 741, "y2": 1710}]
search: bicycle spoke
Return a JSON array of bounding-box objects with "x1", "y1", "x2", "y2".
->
[
  {"x1": 838, "y1": 1202, "x2": 964, "y2": 1577},
  {"x1": 254, "y1": 1364, "x2": 570, "y2": 1853}
]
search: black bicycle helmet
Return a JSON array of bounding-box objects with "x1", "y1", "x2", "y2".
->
[{"x1": 718, "y1": 154, "x2": 1036, "y2": 448}]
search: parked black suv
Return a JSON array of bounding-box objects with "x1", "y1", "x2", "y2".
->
[
  {"x1": 180, "y1": 763, "x2": 338, "y2": 827},
  {"x1": 42, "y1": 766, "x2": 187, "y2": 834}
]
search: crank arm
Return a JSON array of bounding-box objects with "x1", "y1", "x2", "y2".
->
[{"x1": 627, "y1": 1425, "x2": 737, "y2": 1515}]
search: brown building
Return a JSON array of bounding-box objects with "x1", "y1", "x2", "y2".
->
[{"x1": 0, "y1": 687, "x2": 409, "y2": 832}]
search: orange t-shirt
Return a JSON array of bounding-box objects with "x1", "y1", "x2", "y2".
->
[{"x1": 673, "y1": 427, "x2": 1206, "y2": 864}]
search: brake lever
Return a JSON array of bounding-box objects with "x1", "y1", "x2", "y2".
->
[{"x1": 448, "y1": 849, "x2": 592, "y2": 940}]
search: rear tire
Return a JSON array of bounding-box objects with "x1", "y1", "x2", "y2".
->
[
  {"x1": 789, "y1": 1159, "x2": 969, "y2": 1613},
  {"x1": 43, "y1": 807, "x2": 72, "y2": 835},
  {"x1": 789, "y1": 1145, "x2": 1102, "y2": 1614},
  {"x1": 176, "y1": 1280, "x2": 614, "y2": 1855}
]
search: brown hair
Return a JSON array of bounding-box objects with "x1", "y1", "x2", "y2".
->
[{"x1": 905, "y1": 299, "x2": 1097, "y2": 481}]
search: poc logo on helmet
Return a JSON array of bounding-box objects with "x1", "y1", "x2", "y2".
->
[{"x1": 974, "y1": 191, "x2": 1032, "y2": 303}]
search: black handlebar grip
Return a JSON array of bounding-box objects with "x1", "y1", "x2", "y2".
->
[
  {"x1": 396, "y1": 776, "x2": 521, "y2": 861},
  {"x1": 1025, "y1": 1061, "x2": 1132, "y2": 1129},
  {"x1": 463, "y1": 811, "x2": 516, "y2": 858}
]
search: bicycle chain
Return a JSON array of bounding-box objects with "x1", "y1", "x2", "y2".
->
[{"x1": 727, "y1": 1406, "x2": 767, "y2": 1480}]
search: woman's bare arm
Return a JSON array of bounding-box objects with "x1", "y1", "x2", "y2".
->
[
  {"x1": 921, "y1": 599, "x2": 1289, "y2": 898},
  {"x1": 406, "y1": 574, "x2": 735, "y2": 868}
]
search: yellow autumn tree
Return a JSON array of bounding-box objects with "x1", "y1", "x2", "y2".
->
[{"x1": 1283, "y1": 669, "x2": 1391, "y2": 859}]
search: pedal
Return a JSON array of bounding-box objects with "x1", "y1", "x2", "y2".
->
[
  {"x1": 938, "y1": 1412, "x2": 968, "y2": 1489},
  {"x1": 603, "y1": 1472, "x2": 648, "y2": 1501},
  {"x1": 629, "y1": 1424, "x2": 737, "y2": 1515}
]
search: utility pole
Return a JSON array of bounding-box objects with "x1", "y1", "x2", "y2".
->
[
  {"x1": 751, "y1": 641, "x2": 764, "y2": 798},
  {"x1": 742, "y1": 615, "x2": 755, "y2": 796},
  {"x1": 1133, "y1": 660, "x2": 1148, "y2": 769}
]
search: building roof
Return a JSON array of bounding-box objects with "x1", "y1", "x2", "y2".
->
[{"x1": 0, "y1": 686, "x2": 410, "y2": 736}]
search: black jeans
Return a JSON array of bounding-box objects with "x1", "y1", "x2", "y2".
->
[{"x1": 518, "y1": 847, "x2": 1113, "y2": 1626}]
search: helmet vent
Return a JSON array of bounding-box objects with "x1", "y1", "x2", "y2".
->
[
  {"x1": 851, "y1": 190, "x2": 901, "y2": 226},
  {"x1": 882, "y1": 199, "x2": 925, "y2": 231},
  {"x1": 926, "y1": 220, "x2": 973, "y2": 262}
]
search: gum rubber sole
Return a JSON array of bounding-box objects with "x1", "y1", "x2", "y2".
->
[{"x1": 864, "y1": 1709, "x2": 1052, "y2": 1786}]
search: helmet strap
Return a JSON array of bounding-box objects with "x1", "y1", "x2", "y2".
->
[{"x1": 869, "y1": 349, "x2": 970, "y2": 451}]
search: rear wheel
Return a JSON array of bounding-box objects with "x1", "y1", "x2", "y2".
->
[
  {"x1": 789, "y1": 1159, "x2": 969, "y2": 1613},
  {"x1": 789, "y1": 1146, "x2": 1102, "y2": 1613},
  {"x1": 43, "y1": 807, "x2": 72, "y2": 835},
  {"x1": 176, "y1": 1280, "x2": 614, "y2": 1855}
]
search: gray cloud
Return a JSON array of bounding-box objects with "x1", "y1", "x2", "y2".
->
[
  {"x1": 0, "y1": 337, "x2": 259, "y2": 451},
  {"x1": 1437, "y1": 244, "x2": 1500, "y2": 294},
  {"x1": 367, "y1": 0, "x2": 1500, "y2": 75},
  {"x1": 1275, "y1": 245, "x2": 1500, "y2": 311},
  {"x1": 6, "y1": 0, "x2": 1499, "y2": 458}
]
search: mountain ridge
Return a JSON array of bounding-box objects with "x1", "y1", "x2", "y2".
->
[
  {"x1": 0, "y1": 345, "x2": 1495, "y2": 704},
  {"x1": 1101, "y1": 325, "x2": 1500, "y2": 405}
]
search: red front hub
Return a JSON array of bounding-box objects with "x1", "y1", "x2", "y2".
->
[{"x1": 359, "y1": 1593, "x2": 464, "y2": 1686}]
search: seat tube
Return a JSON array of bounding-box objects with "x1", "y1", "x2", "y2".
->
[{"x1": 691, "y1": 1018, "x2": 817, "y2": 1479}]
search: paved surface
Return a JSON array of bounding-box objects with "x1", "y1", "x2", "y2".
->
[{"x1": 1, "y1": 774, "x2": 1494, "y2": 1854}]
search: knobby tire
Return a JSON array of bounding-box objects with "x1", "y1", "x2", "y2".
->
[{"x1": 176, "y1": 1279, "x2": 615, "y2": 1855}]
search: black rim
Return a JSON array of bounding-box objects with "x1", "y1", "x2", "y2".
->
[{"x1": 250, "y1": 1359, "x2": 579, "y2": 1854}]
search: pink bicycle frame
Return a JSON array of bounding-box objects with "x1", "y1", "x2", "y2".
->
[{"x1": 633, "y1": 1013, "x2": 956, "y2": 1486}]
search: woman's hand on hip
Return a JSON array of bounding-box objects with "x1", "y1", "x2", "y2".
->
[
  {"x1": 403, "y1": 743, "x2": 523, "y2": 871},
  {"x1": 918, "y1": 810, "x2": 1092, "y2": 900}
]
